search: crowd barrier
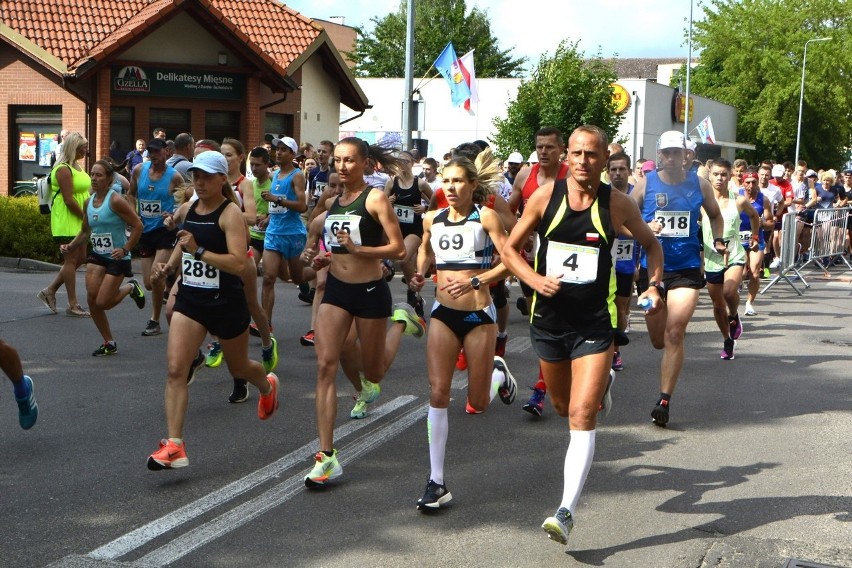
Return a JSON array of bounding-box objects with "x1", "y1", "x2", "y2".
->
[
  {"x1": 760, "y1": 212, "x2": 809, "y2": 295},
  {"x1": 798, "y1": 207, "x2": 852, "y2": 272}
]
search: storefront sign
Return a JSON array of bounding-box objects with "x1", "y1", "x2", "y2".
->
[
  {"x1": 112, "y1": 65, "x2": 245, "y2": 101},
  {"x1": 672, "y1": 92, "x2": 695, "y2": 123},
  {"x1": 39, "y1": 133, "x2": 58, "y2": 166},
  {"x1": 19, "y1": 132, "x2": 36, "y2": 162},
  {"x1": 611, "y1": 83, "x2": 631, "y2": 114}
]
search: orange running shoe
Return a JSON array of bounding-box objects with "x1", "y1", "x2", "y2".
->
[
  {"x1": 257, "y1": 373, "x2": 279, "y2": 420},
  {"x1": 456, "y1": 349, "x2": 468, "y2": 371},
  {"x1": 147, "y1": 439, "x2": 189, "y2": 470}
]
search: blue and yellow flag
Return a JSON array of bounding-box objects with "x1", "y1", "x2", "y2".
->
[{"x1": 433, "y1": 42, "x2": 471, "y2": 108}]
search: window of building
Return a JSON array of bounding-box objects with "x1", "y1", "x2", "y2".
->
[
  {"x1": 149, "y1": 108, "x2": 190, "y2": 141},
  {"x1": 205, "y1": 111, "x2": 241, "y2": 143},
  {"x1": 109, "y1": 106, "x2": 134, "y2": 162},
  {"x1": 264, "y1": 112, "x2": 294, "y2": 140}
]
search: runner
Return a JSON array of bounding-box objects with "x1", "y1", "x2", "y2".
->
[
  {"x1": 632, "y1": 130, "x2": 726, "y2": 427},
  {"x1": 408, "y1": 148, "x2": 517, "y2": 510},
  {"x1": 146, "y1": 151, "x2": 279, "y2": 471},
  {"x1": 59, "y1": 160, "x2": 146, "y2": 356},
  {"x1": 740, "y1": 172, "x2": 774, "y2": 316},
  {"x1": 301, "y1": 138, "x2": 405, "y2": 487},
  {"x1": 501, "y1": 125, "x2": 664, "y2": 545},
  {"x1": 702, "y1": 161, "x2": 760, "y2": 360},
  {"x1": 607, "y1": 152, "x2": 637, "y2": 371},
  {"x1": 0, "y1": 338, "x2": 38, "y2": 430}
]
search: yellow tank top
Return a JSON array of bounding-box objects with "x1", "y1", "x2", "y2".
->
[{"x1": 50, "y1": 162, "x2": 92, "y2": 237}]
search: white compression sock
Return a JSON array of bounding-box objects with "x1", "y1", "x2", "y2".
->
[
  {"x1": 560, "y1": 429, "x2": 596, "y2": 514},
  {"x1": 427, "y1": 406, "x2": 448, "y2": 485}
]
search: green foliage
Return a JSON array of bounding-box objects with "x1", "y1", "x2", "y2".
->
[
  {"x1": 490, "y1": 41, "x2": 623, "y2": 159},
  {"x1": 349, "y1": 0, "x2": 526, "y2": 78},
  {"x1": 0, "y1": 196, "x2": 59, "y2": 263},
  {"x1": 676, "y1": 0, "x2": 851, "y2": 166}
]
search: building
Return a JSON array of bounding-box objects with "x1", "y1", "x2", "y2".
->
[{"x1": 0, "y1": 0, "x2": 368, "y2": 195}]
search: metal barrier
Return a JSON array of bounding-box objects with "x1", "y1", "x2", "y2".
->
[
  {"x1": 760, "y1": 212, "x2": 809, "y2": 295},
  {"x1": 798, "y1": 207, "x2": 852, "y2": 272}
]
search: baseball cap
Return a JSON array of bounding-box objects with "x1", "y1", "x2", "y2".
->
[
  {"x1": 641, "y1": 160, "x2": 656, "y2": 173},
  {"x1": 658, "y1": 131, "x2": 686, "y2": 150},
  {"x1": 771, "y1": 164, "x2": 785, "y2": 177},
  {"x1": 842, "y1": 169, "x2": 852, "y2": 175},
  {"x1": 805, "y1": 169, "x2": 818, "y2": 178},
  {"x1": 507, "y1": 151, "x2": 524, "y2": 164},
  {"x1": 187, "y1": 151, "x2": 228, "y2": 175},
  {"x1": 685, "y1": 139, "x2": 697, "y2": 152},
  {"x1": 271, "y1": 136, "x2": 298, "y2": 153},
  {"x1": 528, "y1": 151, "x2": 538, "y2": 164},
  {"x1": 146, "y1": 138, "x2": 167, "y2": 151},
  {"x1": 742, "y1": 172, "x2": 758, "y2": 182}
]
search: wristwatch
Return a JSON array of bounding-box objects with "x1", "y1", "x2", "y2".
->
[
  {"x1": 470, "y1": 276, "x2": 482, "y2": 290},
  {"x1": 647, "y1": 280, "x2": 665, "y2": 294},
  {"x1": 194, "y1": 246, "x2": 206, "y2": 261}
]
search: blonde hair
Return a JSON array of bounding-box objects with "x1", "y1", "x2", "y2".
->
[
  {"x1": 820, "y1": 169, "x2": 836, "y2": 185},
  {"x1": 443, "y1": 147, "x2": 504, "y2": 204},
  {"x1": 57, "y1": 132, "x2": 87, "y2": 164}
]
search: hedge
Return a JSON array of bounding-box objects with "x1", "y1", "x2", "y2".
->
[{"x1": 0, "y1": 196, "x2": 60, "y2": 263}]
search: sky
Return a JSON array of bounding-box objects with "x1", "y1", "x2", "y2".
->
[{"x1": 283, "y1": 0, "x2": 700, "y2": 69}]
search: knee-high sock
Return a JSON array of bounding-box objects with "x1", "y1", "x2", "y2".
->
[
  {"x1": 427, "y1": 406, "x2": 448, "y2": 485},
  {"x1": 490, "y1": 367, "x2": 504, "y2": 403},
  {"x1": 560, "y1": 429, "x2": 596, "y2": 514}
]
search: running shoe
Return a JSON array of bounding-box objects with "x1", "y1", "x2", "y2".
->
[
  {"x1": 392, "y1": 302, "x2": 426, "y2": 337},
  {"x1": 455, "y1": 349, "x2": 468, "y2": 371},
  {"x1": 523, "y1": 386, "x2": 545, "y2": 417},
  {"x1": 625, "y1": 312, "x2": 631, "y2": 334},
  {"x1": 146, "y1": 439, "x2": 188, "y2": 470},
  {"x1": 599, "y1": 370, "x2": 615, "y2": 418},
  {"x1": 304, "y1": 449, "x2": 342, "y2": 488},
  {"x1": 257, "y1": 373, "x2": 279, "y2": 420},
  {"x1": 611, "y1": 351, "x2": 624, "y2": 372},
  {"x1": 187, "y1": 350, "x2": 204, "y2": 385},
  {"x1": 465, "y1": 400, "x2": 483, "y2": 414},
  {"x1": 769, "y1": 257, "x2": 781, "y2": 269},
  {"x1": 720, "y1": 338, "x2": 736, "y2": 360},
  {"x1": 762, "y1": 267, "x2": 771, "y2": 278},
  {"x1": 142, "y1": 319, "x2": 161, "y2": 336},
  {"x1": 300, "y1": 329, "x2": 315, "y2": 346},
  {"x1": 92, "y1": 342, "x2": 117, "y2": 357},
  {"x1": 66, "y1": 304, "x2": 90, "y2": 317},
  {"x1": 651, "y1": 397, "x2": 669, "y2": 427},
  {"x1": 729, "y1": 314, "x2": 743, "y2": 340},
  {"x1": 416, "y1": 479, "x2": 452, "y2": 511},
  {"x1": 127, "y1": 278, "x2": 146, "y2": 309},
  {"x1": 249, "y1": 322, "x2": 261, "y2": 337},
  {"x1": 744, "y1": 302, "x2": 757, "y2": 316},
  {"x1": 37, "y1": 288, "x2": 57, "y2": 314},
  {"x1": 350, "y1": 377, "x2": 381, "y2": 419},
  {"x1": 205, "y1": 341, "x2": 223, "y2": 368},
  {"x1": 262, "y1": 337, "x2": 279, "y2": 372},
  {"x1": 15, "y1": 376, "x2": 38, "y2": 430},
  {"x1": 495, "y1": 334, "x2": 508, "y2": 357},
  {"x1": 493, "y1": 356, "x2": 517, "y2": 405},
  {"x1": 229, "y1": 379, "x2": 249, "y2": 403},
  {"x1": 297, "y1": 282, "x2": 314, "y2": 304},
  {"x1": 542, "y1": 507, "x2": 573, "y2": 545},
  {"x1": 516, "y1": 296, "x2": 529, "y2": 316}
]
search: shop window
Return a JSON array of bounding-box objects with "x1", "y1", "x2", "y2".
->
[
  {"x1": 264, "y1": 112, "x2": 294, "y2": 139},
  {"x1": 109, "y1": 106, "x2": 134, "y2": 162},
  {"x1": 149, "y1": 108, "x2": 190, "y2": 141},
  {"x1": 205, "y1": 111, "x2": 241, "y2": 143},
  {"x1": 10, "y1": 105, "x2": 62, "y2": 189}
]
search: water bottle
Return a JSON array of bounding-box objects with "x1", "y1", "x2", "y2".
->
[{"x1": 638, "y1": 297, "x2": 653, "y2": 311}]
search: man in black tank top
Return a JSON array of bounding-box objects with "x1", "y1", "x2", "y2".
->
[{"x1": 501, "y1": 125, "x2": 664, "y2": 546}]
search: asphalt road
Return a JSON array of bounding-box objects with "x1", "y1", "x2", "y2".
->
[{"x1": 0, "y1": 261, "x2": 850, "y2": 568}]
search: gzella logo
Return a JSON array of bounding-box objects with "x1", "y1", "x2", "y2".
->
[{"x1": 114, "y1": 66, "x2": 150, "y2": 92}]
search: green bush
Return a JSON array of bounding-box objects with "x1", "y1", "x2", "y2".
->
[{"x1": 0, "y1": 196, "x2": 59, "y2": 263}]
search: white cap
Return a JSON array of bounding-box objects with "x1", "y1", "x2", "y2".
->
[
  {"x1": 528, "y1": 151, "x2": 538, "y2": 164},
  {"x1": 658, "y1": 130, "x2": 686, "y2": 150},
  {"x1": 271, "y1": 136, "x2": 298, "y2": 153},
  {"x1": 771, "y1": 164, "x2": 785, "y2": 177},
  {"x1": 685, "y1": 139, "x2": 697, "y2": 152},
  {"x1": 188, "y1": 151, "x2": 227, "y2": 175},
  {"x1": 805, "y1": 169, "x2": 818, "y2": 178},
  {"x1": 507, "y1": 151, "x2": 524, "y2": 164}
]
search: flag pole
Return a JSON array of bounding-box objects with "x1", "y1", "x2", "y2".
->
[
  {"x1": 402, "y1": 0, "x2": 416, "y2": 150},
  {"x1": 683, "y1": 0, "x2": 694, "y2": 139}
]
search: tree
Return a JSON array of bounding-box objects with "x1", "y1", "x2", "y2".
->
[
  {"x1": 490, "y1": 41, "x2": 623, "y2": 159},
  {"x1": 676, "y1": 0, "x2": 851, "y2": 166},
  {"x1": 348, "y1": 0, "x2": 525, "y2": 78}
]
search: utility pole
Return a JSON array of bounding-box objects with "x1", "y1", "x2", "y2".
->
[{"x1": 402, "y1": 0, "x2": 416, "y2": 150}]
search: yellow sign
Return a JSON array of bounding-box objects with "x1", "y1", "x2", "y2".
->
[{"x1": 611, "y1": 83, "x2": 630, "y2": 114}]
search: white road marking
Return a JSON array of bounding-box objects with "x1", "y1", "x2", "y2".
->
[{"x1": 87, "y1": 395, "x2": 416, "y2": 561}]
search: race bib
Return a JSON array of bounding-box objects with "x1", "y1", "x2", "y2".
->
[
  {"x1": 739, "y1": 230, "x2": 752, "y2": 245},
  {"x1": 181, "y1": 252, "x2": 219, "y2": 289},
  {"x1": 546, "y1": 242, "x2": 599, "y2": 284},
  {"x1": 325, "y1": 214, "x2": 363, "y2": 247},
  {"x1": 267, "y1": 199, "x2": 285, "y2": 215},
  {"x1": 432, "y1": 225, "x2": 475, "y2": 264},
  {"x1": 395, "y1": 205, "x2": 415, "y2": 224},
  {"x1": 139, "y1": 199, "x2": 162, "y2": 218},
  {"x1": 655, "y1": 210, "x2": 690, "y2": 237},
  {"x1": 90, "y1": 232, "x2": 114, "y2": 255},
  {"x1": 312, "y1": 181, "x2": 327, "y2": 199},
  {"x1": 612, "y1": 238, "x2": 634, "y2": 261}
]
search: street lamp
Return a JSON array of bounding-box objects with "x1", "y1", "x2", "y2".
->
[{"x1": 794, "y1": 37, "x2": 831, "y2": 164}]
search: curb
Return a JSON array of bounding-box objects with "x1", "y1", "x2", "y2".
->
[{"x1": 0, "y1": 256, "x2": 60, "y2": 272}]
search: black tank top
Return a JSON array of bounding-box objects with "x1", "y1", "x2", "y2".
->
[
  {"x1": 178, "y1": 199, "x2": 243, "y2": 305},
  {"x1": 531, "y1": 179, "x2": 617, "y2": 332},
  {"x1": 325, "y1": 188, "x2": 385, "y2": 254},
  {"x1": 390, "y1": 176, "x2": 423, "y2": 231}
]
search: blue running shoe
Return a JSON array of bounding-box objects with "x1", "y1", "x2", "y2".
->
[{"x1": 15, "y1": 376, "x2": 38, "y2": 430}]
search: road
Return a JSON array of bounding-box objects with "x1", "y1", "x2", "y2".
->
[{"x1": 0, "y1": 261, "x2": 849, "y2": 568}]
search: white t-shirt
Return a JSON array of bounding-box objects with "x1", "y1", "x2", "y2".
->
[{"x1": 364, "y1": 171, "x2": 390, "y2": 189}]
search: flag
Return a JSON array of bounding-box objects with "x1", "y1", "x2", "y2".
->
[
  {"x1": 696, "y1": 115, "x2": 716, "y2": 144},
  {"x1": 458, "y1": 49, "x2": 479, "y2": 114},
  {"x1": 433, "y1": 42, "x2": 471, "y2": 108}
]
